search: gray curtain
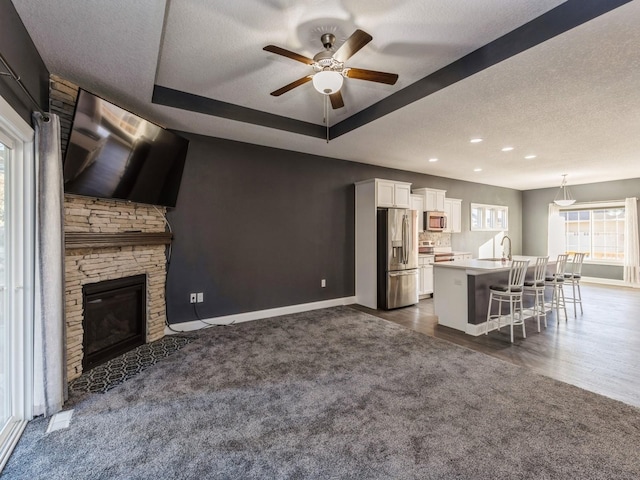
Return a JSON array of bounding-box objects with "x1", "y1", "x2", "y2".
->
[{"x1": 32, "y1": 112, "x2": 66, "y2": 416}]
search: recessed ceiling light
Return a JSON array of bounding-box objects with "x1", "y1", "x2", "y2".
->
[
  {"x1": 501, "y1": 147, "x2": 514, "y2": 152},
  {"x1": 524, "y1": 155, "x2": 537, "y2": 159},
  {"x1": 474, "y1": 168, "x2": 482, "y2": 172},
  {"x1": 429, "y1": 158, "x2": 438, "y2": 163},
  {"x1": 470, "y1": 138, "x2": 483, "y2": 144}
]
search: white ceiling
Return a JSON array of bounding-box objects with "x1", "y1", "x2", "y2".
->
[{"x1": 11, "y1": 0, "x2": 640, "y2": 190}]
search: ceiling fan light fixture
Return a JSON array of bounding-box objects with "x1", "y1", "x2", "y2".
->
[
  {"x1": 554, "y1": 174, "x2": 576, "y2": 207},
  {"x1": 312, "y1": 70, "x2": 343, "y2": 95}
]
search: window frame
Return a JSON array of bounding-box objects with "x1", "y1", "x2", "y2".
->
[
  {"x1": 558, "y1": 201, "x2": 626, "y2": 266},
  {"x1": 0, "y1": 95, "x2": 35, "y2": 472},
  {"x1": 470, "y1": 203, "x2": 509, "y2": 232}
]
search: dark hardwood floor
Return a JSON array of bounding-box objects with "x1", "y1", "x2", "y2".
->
[{"x1": 351, "y1": 283, "x2": 640, "y2": 408}]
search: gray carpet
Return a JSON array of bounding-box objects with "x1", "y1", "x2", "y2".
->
[{"x1": 3, "y1": 306, "x2": 640, "y2": 479}]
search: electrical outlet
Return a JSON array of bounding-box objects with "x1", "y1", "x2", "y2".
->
[
  {"x1": 197, "y1": 292, "x2": 204, "y2": 303},
  {"x1": 321, "y1": 279, "x2": 326, "y2": 288},
  {"x1": 189, "y1": 293, "x2": 197, "y2": 303}
]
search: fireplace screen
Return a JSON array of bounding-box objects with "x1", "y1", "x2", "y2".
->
[{"x1": 82, "y1": 274, "x2": 147, "y2": 370}]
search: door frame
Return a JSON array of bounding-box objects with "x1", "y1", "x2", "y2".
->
[{"x1": 0, "y1": 93, "x2": 35, "y2": 471}]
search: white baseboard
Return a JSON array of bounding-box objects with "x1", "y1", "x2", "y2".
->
[
  {"x1": 465, "y1": 317, "x2": 512, "y2": 336},
  {"x1": 165, "y1": 296, "x2": 357, "y2": 334},
  {"x1": 0, "y1": 420, "x2": 27, "y2": 471},
  {"x1": 465, "y1": 322, "x2": 488, "y2": 336},
  {"x1": 581, "y1": 276, "x2": 637, "y2": 288},
  {"x1": 465, "y1": 310, "x2": 542, "y2": 337}
]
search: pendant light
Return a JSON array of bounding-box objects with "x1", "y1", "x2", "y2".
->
[{"x1": 553, "y1": 174, "x2": 576, "y2": 207}]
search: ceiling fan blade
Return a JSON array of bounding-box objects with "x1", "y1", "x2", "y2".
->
[
  {"x1": 270, "y1": 75, "x2": 313, "y2": 96},
  {"x1": 329, "y1": 91, "x2": 344, "y2": 109},
  {"x1": 345, "y1": 68, "x2": 398, "y2": 85},
  {"x1": 263, "y1": 45, "x2": 315, "y2": 65},
  {"x1": 333, "y1": 29, "x2": 373, "y2": 63}
]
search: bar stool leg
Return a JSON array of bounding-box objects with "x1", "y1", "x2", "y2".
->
[
  {"x1": 520, "y1": 295, "x2": 526, "y2": 339},
  {"x1": 551, "y1": 285, "x2": 558, "y2": 324},
  {"x1": 486, "y1": 292, "x2": 493, "y2": 335},
  {"x1": 538, "y1": 289, "x2": 547, "y2": 328},
  {"x1": 577, "y1": 281, "x2": 583, "y2": 314},
  {"x1": 509, "y1": 297, "x2": 514, "y2": 343},
  {"x1": 559, "y1": 284, "x2": 568, "y2": 321},
  {"x1": 534, "y1": 291, "x2": 541, "y2": 333}
]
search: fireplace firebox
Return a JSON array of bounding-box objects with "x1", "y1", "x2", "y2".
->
[{"x1": 82, "y1": 274, "x2": 147, "y2": 370}]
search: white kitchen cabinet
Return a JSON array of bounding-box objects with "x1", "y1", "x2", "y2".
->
[
  {"x1": 412, "y1": 188, "x2": 446, "y2": 212},
  {"x1": 355, "y1": 178, "x2": 414, "y2": 308},
  {"x1": 418, "y1": 255, "x2": 434, "y2": 297},
  {"x1": 444, "y1": 198, "x2": 462, "y2": 233},
  {"x1": 411, "y1": 194, "x2": 424, "y2": 231},
  {"x1": 376, "y1": 179, "x2": 411, "y2": 208}
]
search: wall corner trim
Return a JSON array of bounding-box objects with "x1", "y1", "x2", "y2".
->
[{"x1": 165, "y1": 296, "x2": 358, "y2": 334}]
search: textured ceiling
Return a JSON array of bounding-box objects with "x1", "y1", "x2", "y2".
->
[{"x1": 11, "y1": 0, "x2": 640, "y2": 190}]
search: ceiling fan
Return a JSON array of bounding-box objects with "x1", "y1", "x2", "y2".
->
[{"x1": 263, "y1": 29, "x2": 399, "y2": 109}]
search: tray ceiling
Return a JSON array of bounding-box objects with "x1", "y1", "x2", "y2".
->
[{"x1": 11, "y1": 0, "x2": 640, "y2": 190}]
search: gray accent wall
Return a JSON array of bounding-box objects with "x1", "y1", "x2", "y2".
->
[
  {"x1": 166, "y1": 134, "x2": 522, "y2": 324},
  {"x1": 522, "y1": 178, "x2": 640, "y2": 280},
  {"x1": 0, "y1": 1, "x2": 49, "y2": 123}
]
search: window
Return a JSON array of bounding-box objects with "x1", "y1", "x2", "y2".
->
[
  {"x1": 559, "y1": 204, "x2": 625, "y2": 263},
  {"x1": 471, "y1": 203, "x2": 508, "y2": 231}
]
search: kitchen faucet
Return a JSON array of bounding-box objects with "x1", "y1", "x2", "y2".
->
[{"x1": 501, "y1": 235, "x2": 512, "y2": 261}]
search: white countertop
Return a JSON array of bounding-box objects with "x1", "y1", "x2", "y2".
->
[{"x1": 433, "y1": 256, "x2": 546, "y2": 275}]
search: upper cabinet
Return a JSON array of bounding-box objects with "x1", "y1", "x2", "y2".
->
[
  {"x1": 411, "y1": 194, "x2": 424, "y2": 231},
  {"x1": 412, "y1": 188, "x2": 446, "y2": 212},
  {"x1": 376, "y1": 179, "x2": 411, "y2": 208},
  {"x1": 444, "y1": 198, "x2": 462, "y2": 233}
]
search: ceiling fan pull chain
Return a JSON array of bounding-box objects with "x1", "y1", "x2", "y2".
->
[{"x1": 326, "y1": 95, "x2": 330, "y2": 143}]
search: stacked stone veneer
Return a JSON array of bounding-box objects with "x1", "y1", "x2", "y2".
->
[
  {"x1": 51, "y1": 75, "x2": 169, "y2": 381},
  {"x1": 64, "y1": 197, "x2": 168, "y2": 380},
  {"x1": 50, "y1": 74, "x2": 78, "y2": 157}
]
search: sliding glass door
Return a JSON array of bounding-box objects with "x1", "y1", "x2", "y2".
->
[
  {"x1": 0, "y1": 96, "x2": 34, "y2": 471},
  {"x1": 0, "y1": 139, "x2": 8, "y2": 436}
]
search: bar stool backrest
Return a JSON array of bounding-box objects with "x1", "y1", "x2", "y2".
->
[
  {"x1": 508, "y1": 260, "x2": 530, "y2": 290},
  {"x1": 570, "y1": 252, "x2": 586, "y2": 276},
  {"x1": 555, "y1": 254, "x2": 569, "y2": 277},
  {"x1": 533, "y1": 256, "x2": 549, "y2": 284}
]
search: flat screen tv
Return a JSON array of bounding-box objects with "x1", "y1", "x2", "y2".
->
[{"x1": 63, "y1": 89, "x2": 189, "y2": 207}]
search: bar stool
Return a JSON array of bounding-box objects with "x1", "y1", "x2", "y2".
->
[
  {"x1": 545, "y1": 254, "x2": 568, "y2": 323},
  {"x1": 523, "y1": 256, "x2": 549, "y2": 332},
  {"x1": 486, "y1": 259, "x2": 530, "y2": 343},
  {"x1": 564, "y1": 252, "x2": 585, "y2": 317}
]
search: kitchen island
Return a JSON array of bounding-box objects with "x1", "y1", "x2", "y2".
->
[{"x1": 433, "y1": 256, "x2": 554, "y2": 335}]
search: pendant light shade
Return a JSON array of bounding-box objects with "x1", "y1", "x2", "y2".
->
[
  {"x1": 312, "y1": 70, "x2": 343, "y2": 95},
  {"x1": 554, "y1": 174, "x2": 576, "y2": 207}
]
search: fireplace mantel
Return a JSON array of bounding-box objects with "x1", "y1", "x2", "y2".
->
[{"x1": 65, "y1": 232, "x2": 173, "y2": 250}]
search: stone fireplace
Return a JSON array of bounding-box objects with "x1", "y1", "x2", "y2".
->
[
  {"x1": 53, "y1": 74, "x2": 171, "y2": 381},
  {"x1": 64, "y1": 195, "x2": 170, "y2": 381}
]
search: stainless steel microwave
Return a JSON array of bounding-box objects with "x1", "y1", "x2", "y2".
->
[{"x1": 424, "y1": 211, "x2": 447, "y2": 231}]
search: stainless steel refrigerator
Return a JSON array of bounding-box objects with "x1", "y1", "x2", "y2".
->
[{"x1": 377, "y1": 208, "x2": 419, "y2": 310}]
